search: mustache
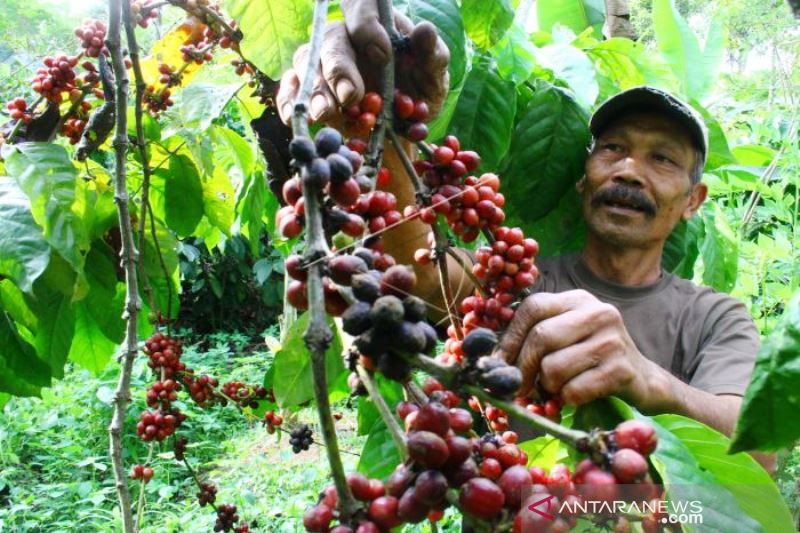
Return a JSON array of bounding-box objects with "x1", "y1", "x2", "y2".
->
[{"x1": 591, "y1": 185, "x2": 657, "y2": 217}]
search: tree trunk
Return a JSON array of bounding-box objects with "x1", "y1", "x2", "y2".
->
[{"x1": 603, "y1": 0, "x2": 637, "y2": 40}]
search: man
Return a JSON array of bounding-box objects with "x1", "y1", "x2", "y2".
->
[{"x1": 277, "y1": 0, "x2": 766, "y2": 462}]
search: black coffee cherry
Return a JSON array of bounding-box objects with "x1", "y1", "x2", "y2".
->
[{"x1": 315, "y1": 127, "x2": 342, "y2": 156}]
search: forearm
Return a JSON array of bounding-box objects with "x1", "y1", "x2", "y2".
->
[
  {"x1": 380, "y1": 137, "x2": 475, "y2": 321},
  {"x1": 638, "y1": 360, "x2": 741, "y2": 435}
]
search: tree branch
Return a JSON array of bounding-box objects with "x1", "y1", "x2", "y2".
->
[
  {"x1": 106, "y1": 0, "x2": 140, "y2": 530},
  {"x1": 291, "y1": 0, "x2": 359, "y2": 522}
]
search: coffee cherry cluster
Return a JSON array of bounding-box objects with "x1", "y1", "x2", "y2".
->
[
  {"x1": 515, "y1": 394, "x2": 564, "y2": 422},
  {"x1": 183, "y1": 374, "x2": 219, "y2": 406},
  {"x1": 180, "y1": 42, "x2": 214, "y2": 65},
  {"x1": 60, "y1": 101, "x2": 93, "y2": 144},
  {"x1": 130, "y1": 0, "x2": 160, "y2": 28},
  {"x1": 143, "y1": 332, "x2": 186, "y2": 378},
  {"x1": 343, "y1": 91, "x2": 383, "y2": 137},
  {"x1": 214, "y1": 503, "x2": 240, "y2": 532},
  {"x1": 5, "y1": 98, "x2": 32, "y2": 124},
  {"x1": 231, "y1": 58, "x2": 253, "y2": 77},
  {"x1": 262, "y1": 411, "x2": 284, "y2": 434},
  {"x1": 146, "y1": 379, "x2": 182, "y2": 409},
  {"x1": 143, "y1": 85, "x2": 173, "y2": 116},
  {"x1": 136, "y1": 408, "x2": 186, "y2": 441},
  {"x1": 290, "y1": 424, "x2": 314, "y2": 453},
  {"x1": 157, "y1": 62, "x2": 182, "y2": 86},
  {"x1": 75, "y1": 19, "x2": 107, "y2": 58},
  {"x1": 130, "y1": 464, "x2": 154, "y2": 483},
  {"x1": 174, "y1": 436, "x2": 189, "y2": 461},
  {"x1": 221, "y1": 381, "x2": 269, "y2": 409},
  {"x1": 32, "y1": 55, "x2": 79, "y2": 103},
  {"x1": 393, "y1": 88, "x2": 430, "y2": 142},
  {"x1": 198, "y1": 482, "x2": 218, "y2": 507},
  {"x1": 342, "y1": 265, "x2": 437, "y2": 382}
]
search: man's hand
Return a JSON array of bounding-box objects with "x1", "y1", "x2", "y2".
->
[
  {"x1": 494, "y1": 290, "x2": 658, "y2": 407},
  {"x1": 275, "y1": 0, "x2": 449, "y2": 125}
]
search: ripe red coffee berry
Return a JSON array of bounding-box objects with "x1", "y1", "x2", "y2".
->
[
  {"x1": 407, "y1": 431, "x2": 450, "y2": 469},
  {"x1": 380, "y1": 265, "x2": 416, "y2": 297},
  {"x1": 347, "y1": 473, "x2": 374, "y2": 501},
  {"x1": 368, "y1": 496, "x2": 401, "y2": 529},
  {"x1": 581, "y1": 468, "x2": 619, "y2": 504},
  {"x1": 611, "y1": 448, "x2": 649, "y2": 483},
  {"x1": 459, "y1": 477, "x2": 505, "y2": 519},
  {"x1": 498, "y1": 465, "x2": 533, "y2": 509},
  {"x1": 614, "y1": 420, "x2": 658, "y2": 456},
  {"x1": 412, "y1": 401, "x2": 451, "y2": 436},
  {"x1": 448, "y1": 408, "x2": 473, "y2": 433},
  {"x1": 303, "y1": 504, "x2": 333, "y2": 532}
]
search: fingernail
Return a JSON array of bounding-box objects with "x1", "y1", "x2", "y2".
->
[
  {"x1": 335, "y1": 79, "x2": 355, "y2": 104},
  {"x1": 310, "y1": 94, "x2": 327, "y2": 119},
  {"x1": 366, "y1": 43, "x2": 388, "y2": 65}
]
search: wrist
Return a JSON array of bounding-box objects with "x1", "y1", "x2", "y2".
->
[{"x1": 634, "y1": 359, "x2": 677, "y2": 414}]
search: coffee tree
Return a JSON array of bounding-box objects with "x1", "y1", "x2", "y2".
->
[{"x1": 0, "y1": 0, "x2": 796, "y2": 531}]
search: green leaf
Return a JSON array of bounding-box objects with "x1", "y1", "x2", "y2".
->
[
  {"x1": 525, "y1": 188, "x2": 586, "y2": 257},
  {"x1": 140, "y1": 221, "x2": 180, "y2": 319},
  {"x1": 662, "y1": 216, "x2": 703, "y2": 279},
  {"x1": 2, "y1": 143, "x2": 88, "y2": 273},
  {"x1": 461, "y1": 0, "x2": 514, "y2": 49},
  {"x1": 236, "y1": 170, "x2": 269, "y2": 254},
  {"x1": 0, "y1": 179, "x2": 50, "y2": 293},
  {"x1": 0, "y1": 312, "x2": 49, "y2": 396},
  {"x1": 426, "y1": 81, "x2": 462, "y2": 142},
  {"x1": 357, "y1": 375, "x2": 404, "y2": 436},
  {"x1": 67, "y1": 302, "x2": 117, "y2": 374},
  {"x1": 533, "y1": 44, "x2": 598, "y2": 108},
  {"x1": 652, "y1": 0, "x2": 724, "y2": 102},
  {"x1": 29, "y1": 278, "x2": 75, "y2": 380},
  {"x1": 0, "y1": 280, "x2": 37, "y2": 332},
  {"x1": 587, "y1": 38, "x2": 681, "y2": 95},
  {"x1": 691, "y1": 100, "x2": 735, "y2": 170},
  {"x1": 536, "y1": 0, "x2": 605, "y2": 40},
  {"x1": 358, "y1": 417, "x2": 402, "y2": 480},
  {"x1": 395, "y1": 0, "x2": 467, "y2": 89},
  {"x1": 272, "y1": 312, "x2": 345, "y2": 408},
  {"x1": 83, "y1": 242, "x2": 125, "y2": 343},
  {"x1": 447, "y1": 59, "x2": 516, "y2": 171},
  {"x1": 700, "y1": 203, "x2": 738, "y2": 293},
  {"x1": 153, "y1": 154, "x2": 204, "y2": 237},
  {"x1": 165, "y1": 83, "x2": 241, "y2": 136},
  {"x1": 500, "y1": 84, "x2": 590, "y2": 224},
  {"x1": 730, "y1": 292, "x2": 800, "y2": 453},
  {"x1": 732, "y1": 145, "x2": 776, "y2": 167},
  {"x1": 656, "y1": 414, "x2": 795, "y2": 533},
  {"x1": 490, "y1": 24, "x2": 537, "y2": 85},
  {"x1": 222, "y1": 0, "x2": 312, "y2": 79},
  {"x1": 210, "y1": 126, "x2": 255, "y2": 190},
  {"x1": 203, "y1": 167, "x2": 236, "y2": 235},
  {"x1": 518, "y1": 436, "x2": 570, "y2": 470}
]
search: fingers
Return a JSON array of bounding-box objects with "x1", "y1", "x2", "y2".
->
[
  {"x1": 560, "y1": 363, "x2": 627, "y2": 406},
  {"x1": 292, "y1": 43, "x2": 339, "y2": 122},
  {"x1": 495, "y1": 290, "x2": 591, "y2": 365},
  {"x1": 276, "y1": 68, "x2": 300, "y2": 124},
  {"x1": 342, "y1": 0, "x2": 392, "y2": 66},
  {"x1": 537, "y1": 341, "x2": 602, "y2": 394},
  {"x1": 321, "y1": 22, "x2": 364, "y2": 108}
]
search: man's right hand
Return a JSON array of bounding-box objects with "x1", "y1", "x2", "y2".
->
[{"x1": 276, "y1": 0, "x2": 450, "y2": 126}]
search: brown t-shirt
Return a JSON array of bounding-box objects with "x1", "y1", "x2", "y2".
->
[{"x1": 531, "y1": 254, "x2": 759, "y2": 395}]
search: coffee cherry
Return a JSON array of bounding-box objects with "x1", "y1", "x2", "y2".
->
[
  {"x1": 303, "y1": 504, "x2": 333, "y2": 532},
  {"x1": 329, "y1": 255, "x2": 368, "y2": 285},
  {"x1": 459, "y1": 477, "x2": 505, "y2": 519},
  {"x1": 368, "y1": 496, "x2": 401, "y2": 529},
  {"x1": 397, "y1": 488, "x2": 429, "y2": 523},
  {"x1": 614, "y1": 420, "x2": 658, "y2": 456},
  {"x1": 498, "y1": 465, "x2": 532, "y2": 509},
  {"x1": 581, "y1": 468, "x2": 619, "y2": 503},
  {"x1": 314, "y1": 127, "x2": 342, "y2": 156},
  {"x1": 407, "y1": 431, "x2": 450, "y2": 468},
  {"x1": 290, "y1": 137, "x2": 316, "y2": 163},
  {"x1": 414, "y1": 470, "x2": 448, "y2": 505},
  {"x1": 611, "y1": 448, "x2": 649, "y2": 483},
  {"x1": 371, "y1": 295, "x2": 405, "y2": 330},
  {"x1": 380, "y1": 265, "x2": 416, "y2": 297},
  {"x1": 412, "y1": 401, "x2": 451, "y2": 436}
]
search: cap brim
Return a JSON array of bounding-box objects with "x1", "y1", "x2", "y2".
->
[{"x1": 590, "y1": 87, "x2": 707, "y2": 165}]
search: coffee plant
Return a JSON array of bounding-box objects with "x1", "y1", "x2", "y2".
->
[{"x1": 0, "y1": 0, "x2": 796, "y2": 531}]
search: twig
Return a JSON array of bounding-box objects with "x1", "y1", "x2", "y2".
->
[
  {"x1": 409, "y1": 354, "x2": 591, "y2": 448},
  {"x1": 361, "y1": 0, "x2": 395, "y2": 187},
  {"x1": 134, "y1": 443, "x2": 155, "y2": 531},
  {"x1": 388, "y1": 128, "x2": 428, "y2": 196},
  {"x1": 405, "y1": 381, "x2": 429, "y2": 405},
  {"x1": 106, "y1": 0, "x2": 141, "y2": 530},
  {"x1": 433, "y1": 220, "x2": 463, "y2": 339},
  {"x1": 147, "y1": 201, "x2": 173, "y2": 332},
  {"x1": 445, "y1": 247, "x2": 485, "y2": 297},
  {"x1": 182, "y1": 457, "x2": 218, "y2": 513},
  {"x1": 291, "y1": 0, "x2": 359, "y2": 522},
  {"x1": 357, "y1": 365, "x2": 408, "y2": 459}
]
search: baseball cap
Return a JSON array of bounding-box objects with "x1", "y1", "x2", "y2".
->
[{"x1": 589, "y1": 86, "x2": 709, "y2": 168}]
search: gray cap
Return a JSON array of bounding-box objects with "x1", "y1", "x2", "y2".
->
[{"x1": 589, "y1": 86, "x2": 709, "y2": 168}]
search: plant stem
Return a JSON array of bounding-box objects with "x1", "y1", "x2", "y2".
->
[
  {"x1": 106, "y1": 0, "x2": 140, "y2": 531},
  {"x1": 410, "y1": 354, "x2": 590, "y2": 448},
  {"x1": 357, "y1": 365, "x2": 408, "y2": 459},
  {"x1": 433, "y1": 220, "x2": 463, "y2": 339},
  {"x1": 444, "y1": 247, "x2": 485, "y2": 297},
  {"x1": 388, "y1": 128, "x2": 428, "y2": 196},
  {"x1": 363, "y1": 0, "x2": 396, "y2": 187},
  {"x1": 292, "y1": 0, "x2": 359, "y2": 522},
  {"x1": 134, "y1": 443, "x2": 155, "y2": 531}
]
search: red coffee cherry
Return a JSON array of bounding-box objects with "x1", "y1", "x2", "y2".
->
[
  {"x1": 611, "y1": 448, "x2": 649, "y2": 483},
  {"x1": 614, "y1": 420, "x2": 658, "y2": 456},
  {"x1": 459, "y1": 477, "x2": 505, "y2": 520}
]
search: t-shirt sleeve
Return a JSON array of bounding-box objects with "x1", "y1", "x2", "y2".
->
[{"x1": 686, "y1": 296, "x2": 760, "y2": 396}]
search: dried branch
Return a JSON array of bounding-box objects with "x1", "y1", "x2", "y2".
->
[
  {"x1": 291, "y1": 0, "x2": 359, "y2": 522},
  {"x1": 106, "y1": 0, "x2": 140, "y2": 530}
]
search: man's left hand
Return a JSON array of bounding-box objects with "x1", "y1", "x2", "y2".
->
[{"x1": 494, "y1": 289, "x2": 659, "y2": 407}]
